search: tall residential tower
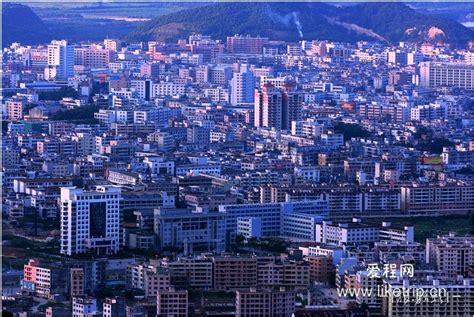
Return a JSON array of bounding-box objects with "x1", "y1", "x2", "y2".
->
[{"x1": 60, "y1": 186, "x2": 122, "y2": 256}]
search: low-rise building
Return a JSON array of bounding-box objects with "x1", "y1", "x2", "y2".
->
[
  {"x1": 127, "y1": 263, "x2": 171, "y2": 298},
  {"x1": 236, "y1": 287, "x2": 296, "y2": 317},
  {"x1": 426, "y1": 234, "x2": 474, "y2": 277},
  {"x1": 212, "y1": 256, "x2": 258, "y2": 290},
  {"x1": 156, "y1": 288, "x2": 188, "y2": 317}
]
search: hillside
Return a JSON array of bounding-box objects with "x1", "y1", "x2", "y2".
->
[
  {"x1": 126, "y1": 3, "x2": 371, "y2": 43},
  {"x1": 126, "y1": 2, "x2": 474, "y2": 47},
  {"x1": 2, "y1": 3, "x2": 53, "y2": 47},
  {"x1": 337, "y1": 3, "x2": 474, "y2": 47}
]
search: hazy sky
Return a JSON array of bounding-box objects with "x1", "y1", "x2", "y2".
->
[{"x1": 8, "y1": 0, "x2": 474, "y2": 3}]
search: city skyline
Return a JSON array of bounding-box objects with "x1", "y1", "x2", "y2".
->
[{"x1": 2, "y1": 1, "x2": 474, "y2": 317}]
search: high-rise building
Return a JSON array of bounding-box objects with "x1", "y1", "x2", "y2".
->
[
  {"x1": 255, "y1": 84, "x2": 282, "y2": 129},
  {"x1": 46, "y1": 40, "x2": 74, "y2": 80},
  {"x1": 74, "y1": 45, "x2": 113, "y2": 69},
  {"x1": 227, "y1": 35, "x2": 268, "y2": 54},
  {"x1": 282, "y1": 85, "x2": 304, "y2": 129},
  {"x1": 420, "y1": 62, "x2": 474, "y2": 90},
  {"x1": 230, "y1": 66, "x2": 255, "y2": 106},
  {"x1": 254, "y1": 84, "x2": 303, "y2": 130},
  {"x1": 60, "y1": 186, "x2": 122, "y2": 256}
]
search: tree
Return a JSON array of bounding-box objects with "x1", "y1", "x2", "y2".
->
[
  {"x1": 38, "y1": 86, "x2": 79, "y2": 101},
  {"x1": 334, "y1": 122, "x2": 371, "y2": 142},
  {"x1": 51, "y1": 105, "x2": 99, "y2": 123},
  {"x1": 470, "y1": 212, "x2": 474, "y2": 234}
]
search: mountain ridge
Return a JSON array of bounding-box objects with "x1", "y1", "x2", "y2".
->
[
  {"x1": 126, "y1": 2, "x2": 474, "y2": 47},
  {"x1": 2, "y1": 3, "x2": 53, "y2": 47},
  {"x1": 3, "y1": 2, "x2": 472, "y2": 48}
]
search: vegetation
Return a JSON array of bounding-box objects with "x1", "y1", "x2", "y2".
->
[
  {"x1": 5, "y1": 2, "x2": 472, "y2": 47},
  {"x1": 2, "y1": 3, "x2": 52, "y2": 47},
  {"x1": 126, "y1": 2, "x2": 367, "y2": 43},
  {"x1": 417, "y1": 138, "x2": 454, "y2": 154},
  {"x1": 126, "y1": 2, "x2": 473, "y2": 46},
  {"x1": 3, "y1": 3, "x2": 198, "y2": 46},
  {"x1": 38, "y1": 87, "x2": 79, "y2": 101},
  {"x1": 247, "y1": 237, "x2": 290, "y2": 254},
  {"x1": 380, "y1": 215, "x2": 473, "y2": 243},
  {"x1": 338, "y1": 2, "x2": 474, "y2": 47},
  {"x1": 413, "y1": 127, "x2": 454, "y2": 154},
  {"x1": 454, "y1": 167, "x2": 474, "y2": 175},
  {"x1": 334, "y1": 122, "x2": 372, "y2": 142},
  {"x1": 51, "y1": 105, "x2": 99, "y2": 124}
]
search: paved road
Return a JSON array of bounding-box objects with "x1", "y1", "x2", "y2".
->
[
  {"x1": 316, "y1": 286, "x2": 354, "y2": 308},
  {"x1": 31, "y1": 297, "x2": 48, "y2": 313}
]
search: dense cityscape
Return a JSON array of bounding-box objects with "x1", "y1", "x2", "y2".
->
[{"x1": 2, "y1": 2, "x2": 474, "y2": 317}]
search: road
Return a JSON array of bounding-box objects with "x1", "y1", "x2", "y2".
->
[{"x1": 31, "y1": 297, "x2": 48, "y2": 313}]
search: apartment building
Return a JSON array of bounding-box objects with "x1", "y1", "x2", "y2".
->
[
  {"x1": 257, "y1": 259, "x2": 310, "y2": 289},
  {"x1": 6, "y1": 100, "x2": 23, "y2": 120},
  {"x1": 235, "y1": 287, "x2": 295, "y2": 317},
  {"x1": 426, "y1": 234, "x2": 474, "y2": 277},
  {"x1": 161, "y1": 256, "x2": 213, "y2": 289},
  {"x1": 102, "y1": 297, "x2": 125, "y2": 317},
  {"x1": 74, "y1": 46, "x2": 112, "y2": 68},
  {"x1": 254, "y1": 83, "x2": 303, "y2": 130},
  {"x1": 21, "y1": 259, "x2": 67, "y2": 299},
  {"x1": 212, "y1": 256, "x2": 258, "y2": 290},
  {"x1": 354, "y1": 271, "x2": 384, "y2": 308},
  {"x1": 72, "y1": 296, "x2": 98, "y2": 317},
  {"x1": 126, "y1": 263, "x2": 171, "y2": 298},
  {"x1": 70, "y1": 268, "x2": 84, "y2": 297},
  {"x1": 382, "y1": 277, "x2": 474, "y2": 316},
  {"x1": 156, "y1": 288, "x2": 188, "y2": 317},
  {"x1": 305, "y1": 255, "x2": 332, "y2": 284},
  {"x1": 374, "y1": 241, "x2": 426, "y2": 265},
  {"x1": 316, "y1": 219, "x2": 414, "y2": 246},
  {"x1": 420, "y1": 62, "x2": 474, "y2": 90},
  {"x1": 227, "y1": 35, "x2": 268, "y2": 54},
  {"x1": 400, "y1": 183, "x2": 474, "y2": 215}
]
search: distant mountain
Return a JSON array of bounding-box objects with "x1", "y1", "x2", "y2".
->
[
  {"x1": 126, "y1": 2, "x2": 474, "y2": 47},
  {"x1": 126, "y1": 3, "x2": 368, "y2": 43},
  {"x1": 2, "y1": 3, "x2": 53, "y2": 47},
  {"x1": 337, "y1": 3, "x2": 474, "y2": 47}
]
